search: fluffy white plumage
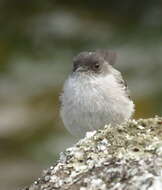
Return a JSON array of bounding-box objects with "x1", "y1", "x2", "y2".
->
[{"x1": 60, "y1": 65, "x2": 134, "y2": 137}]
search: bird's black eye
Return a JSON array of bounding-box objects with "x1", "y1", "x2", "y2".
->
[{"x1": 92, "y1": 62, "x2": 101, "y2": 71}]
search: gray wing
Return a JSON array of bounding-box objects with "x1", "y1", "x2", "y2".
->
[
  {"x1": 96, "y1": 49, "x2": 130, "y2": 99},
  {"x1": 112, "y1": 68, "x2": 131, "y2": 99},
  {"x1": 120, "y1": 77, "x2": 131, "y2": 99}
]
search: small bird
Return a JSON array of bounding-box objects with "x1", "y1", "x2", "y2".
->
[{"x1": 60, "y1": 50, "x2": 135, "y2": 137}]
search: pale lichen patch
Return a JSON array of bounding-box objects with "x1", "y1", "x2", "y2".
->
[{"x1": 24, "y1": 116, "x2": 162, "y2": 190}]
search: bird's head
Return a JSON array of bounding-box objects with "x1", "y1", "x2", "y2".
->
[{"x1": 72, "y1": 50, "x2": 117, "y2": 75}]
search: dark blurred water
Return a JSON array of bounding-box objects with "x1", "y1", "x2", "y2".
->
[{"x1": 0, "y1": 1, "x2": 162, "y2": 189}]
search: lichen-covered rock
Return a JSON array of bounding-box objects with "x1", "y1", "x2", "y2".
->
[{"x1": 23, "y1": 116, "x2": 162, "y2": 190}]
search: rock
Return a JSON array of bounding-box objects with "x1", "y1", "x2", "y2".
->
[{"x1": 23, "y1": 116, "x2": 162, "y2": 190}]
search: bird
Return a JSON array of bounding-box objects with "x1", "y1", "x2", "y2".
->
[{"x1": 60, "y1": 50, "x2": 135, "y2": 137}]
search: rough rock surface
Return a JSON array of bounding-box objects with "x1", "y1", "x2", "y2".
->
[{"x1": 23, "y1": 116, "x2": 162, "y2": 190}]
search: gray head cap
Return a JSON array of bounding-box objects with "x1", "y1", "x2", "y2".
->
[{"x1": 73, "y1": 49, "x2": 117, "y2": 72}]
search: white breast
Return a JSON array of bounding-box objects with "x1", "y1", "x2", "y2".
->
[{"x1": 60, "y1": 73, "x2": 134, "y2": 137}]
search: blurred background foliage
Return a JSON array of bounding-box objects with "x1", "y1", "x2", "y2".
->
[{"x1": 0, "y1": 0, "x2": 162, "y2": 189}]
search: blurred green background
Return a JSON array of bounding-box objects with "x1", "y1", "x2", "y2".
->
[{"x1": 0, "y1": 0, "x2": 162, "y2": 189}]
